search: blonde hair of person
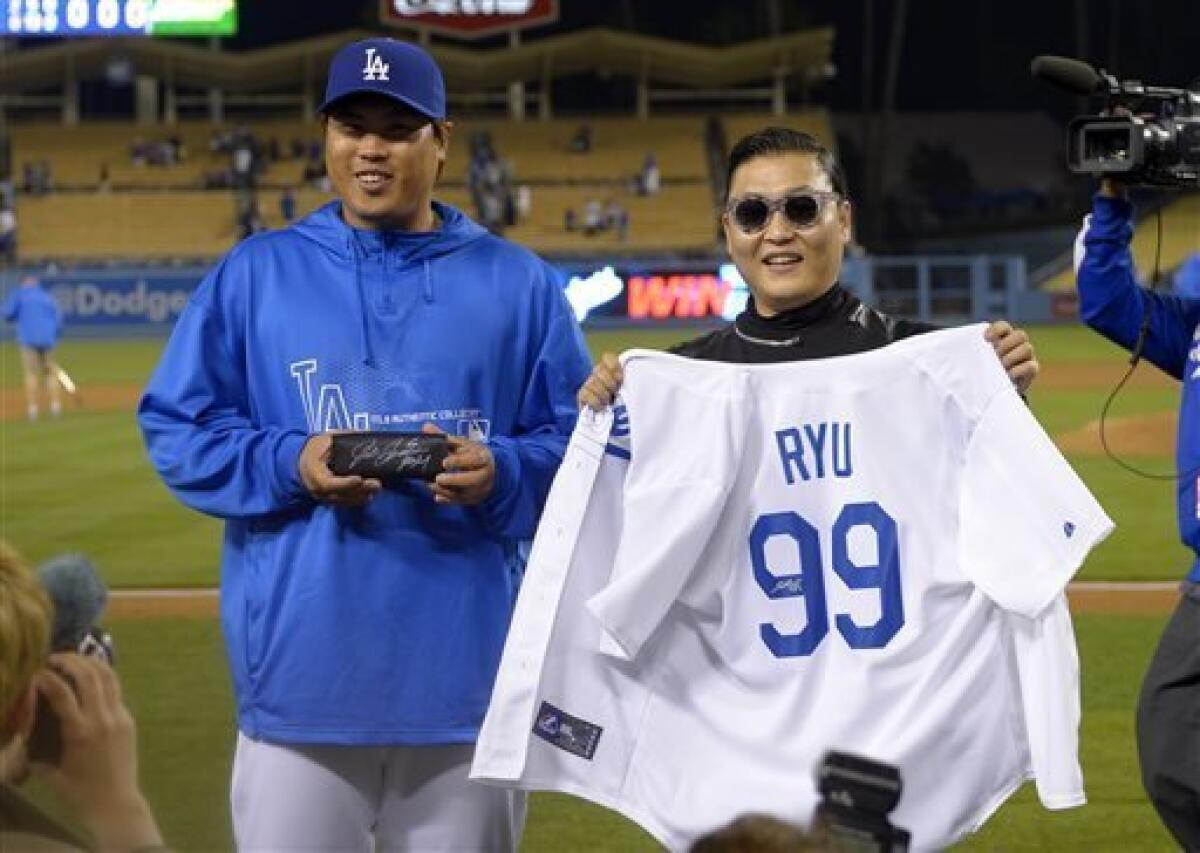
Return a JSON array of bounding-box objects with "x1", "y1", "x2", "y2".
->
[{"x1": 0, "y1": 540, "x2": 51, "y2": 741}]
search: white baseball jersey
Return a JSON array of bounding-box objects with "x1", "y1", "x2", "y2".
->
[{"x1": 472, "y1": 324, "x2": 1113, "y2": 851}]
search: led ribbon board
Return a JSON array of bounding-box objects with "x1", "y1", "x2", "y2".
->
[{"x1": 3, "y1": 0, "x2": 236, "y2": 36}]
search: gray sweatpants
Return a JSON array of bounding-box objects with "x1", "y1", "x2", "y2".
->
[{"x1": 1138, "y1": 582, "x2": 1200, "y2": 850}]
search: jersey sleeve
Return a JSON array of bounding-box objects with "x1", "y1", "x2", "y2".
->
[
  {"x1": 586, "y1": 354, "x2": 751, "y2": 659},
  {"x1": 1009, "y1": 593, "x2": 1086, "y2": 810},
  {"x1": 958, "y1": 385, "x2": 1114, "y2": 618}
]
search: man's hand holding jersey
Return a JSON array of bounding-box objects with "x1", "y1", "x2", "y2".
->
[
  {"x1": 983, "y1": 320, "x2": 1038, "y2": 396},
  {"x1": 576, "y1": 352, "x2": 625, "y2": 412},
  {"x1": 576, "y1": 321, "x2": 1041, "y2": 411}
]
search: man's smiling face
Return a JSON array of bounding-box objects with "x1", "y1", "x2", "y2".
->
[
  {"x1": 722, "y1": 151, "x2": 852, "y2": 316},
  {"x1": 323, "y1": 93, "x2": 450, "y2": 232}
]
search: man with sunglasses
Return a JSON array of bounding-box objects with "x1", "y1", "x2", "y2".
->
[
  {"x1": 578, "y1": 127, "x2": 1038, "y2": 407},
  {"x1": 139, "y1": 38, "x2": 591, "y2": 851}
]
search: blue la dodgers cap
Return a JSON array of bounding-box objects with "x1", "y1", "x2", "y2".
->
[{"x1": 319, "y1": 38, "x2": 446, "y2": 120}]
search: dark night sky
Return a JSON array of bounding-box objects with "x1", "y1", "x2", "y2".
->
[{"x1": 222, "y1": 0, "x2": 1200, "y2": 118}]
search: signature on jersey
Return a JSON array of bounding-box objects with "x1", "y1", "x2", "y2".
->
[{"x1": 771, "y1": 577, "x2": 803, "y2": 595}]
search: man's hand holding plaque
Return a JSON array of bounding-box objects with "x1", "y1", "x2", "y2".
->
[{"x1": 420, "y1": 423, "x2": 497, "y2": 506}]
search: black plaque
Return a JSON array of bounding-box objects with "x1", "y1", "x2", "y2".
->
[{"x1": 329, "y1": 432, "x2": 449, "y2": 484}]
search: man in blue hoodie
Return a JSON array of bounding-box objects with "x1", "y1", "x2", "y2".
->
[
  {"x1": 1075, "y1": 177, "x2": 1200, "y2": 846},
  {"x1": 4, "y1": 275, "x2": 64, "y2": 422},
  {"x1": 138, "y1": 38, "x2": 592, "y2": 851}
]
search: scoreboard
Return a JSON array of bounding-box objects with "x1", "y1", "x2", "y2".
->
[{"x1": 2, "y1": 0, "x2": 236, "y2": 36}]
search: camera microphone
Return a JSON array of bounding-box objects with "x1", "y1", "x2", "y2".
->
[
  {"x1": 1030, "y1": 55, "x2": 1103, "y2": 95},
  {"x1": 27, "y1": 554, "x2": 115, "y2": 764},
  {"x1": 38, "y1": 553, "x2": 110, "y2": 654}
]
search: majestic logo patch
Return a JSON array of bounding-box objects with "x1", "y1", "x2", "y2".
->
[
  {"x1": 533, "y1": 701, "x2": 602, "y2": 760},
  {"x1": 363, "y1": 48, "x2": 390, "y2": 82},
  {"x1": 1063, "y1": 521, "x2": 1076, "y2": 538}
]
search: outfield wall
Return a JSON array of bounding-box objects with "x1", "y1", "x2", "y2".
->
[{"x1": 1, "y1": 252, "x2": 1055, "y2": 338}]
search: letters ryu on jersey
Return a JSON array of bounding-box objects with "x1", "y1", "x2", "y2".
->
[
  {"x1": 606, "y1": 399, "x2": 854, "y2": 484},
  {"x1": 290, "y1": 358, "x2": 491, "y2": 440}
]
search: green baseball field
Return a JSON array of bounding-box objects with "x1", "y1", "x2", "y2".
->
[{"x1": 0, "y1": 325, "x2": 1185, "y2": 850}]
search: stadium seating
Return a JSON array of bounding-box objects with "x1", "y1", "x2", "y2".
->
[
  {"x1": 10, "y1": 115, "x2": 709, "y2": 191},
  {"x1": 446, "y1": 116, "x2": 708, "y2": 183},
  {"x1": 9, "y1": 120, "x2": 321, "y2": 190},
  {"x1": 468, "y1": 184, "x2": 718, "y2": 253},
  {"x1": 722, "y1": 109, "x2": 836, "y2": 149},
  {"x1": 10, "y1": 114, "x2": 730, "y2": 259},
  {"x1": 17, "y1": 191, "x2": 241, "y2": 260},
  {"x1": 13, "y1": 122, "x2": 209, "y2": 188}
]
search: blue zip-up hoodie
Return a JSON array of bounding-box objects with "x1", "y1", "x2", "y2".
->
[
  {"x1": 138, "y1": 201, "x2": 592, "y2": 744},
  {"x1": 1078, "y1": 193, "x2": 1200, "y2": 580},
  {"x1": 4, "y1": 284, "x2": 62, "y2": 349}
]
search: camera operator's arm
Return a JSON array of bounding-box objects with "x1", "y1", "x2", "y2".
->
[
  {"x1": 33, "y1": 653, "x2": 164, "y2": 852},
  {"x1": 1075, "y1": 178, "x2": 1200, "y2": 379}
]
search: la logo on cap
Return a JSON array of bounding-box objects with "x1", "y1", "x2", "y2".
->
[{"x1": 363, "y1": 47, "x2": 390, "y2": 82}]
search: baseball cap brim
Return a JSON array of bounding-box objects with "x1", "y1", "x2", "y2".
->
[{"x1": 318, "y1": 86, "x2": 440, "y2": 120}]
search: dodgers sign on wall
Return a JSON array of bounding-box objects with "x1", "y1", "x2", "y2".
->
[{"x1": 380, "y1": 0, "x2": 558, "y2": 39}]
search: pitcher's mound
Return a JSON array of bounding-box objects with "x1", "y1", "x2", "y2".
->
[{"x1": 1055, "y1": 411, "x2": 1175, "y2": 456}]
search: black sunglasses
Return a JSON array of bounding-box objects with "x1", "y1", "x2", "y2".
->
[{"x1": 725, "y1": 191, "x2": 842, "y2": 234}]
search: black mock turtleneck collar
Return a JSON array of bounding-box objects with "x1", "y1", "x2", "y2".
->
[{"x1": 735, "y1": 284, "x2": 850, "y2": 342}]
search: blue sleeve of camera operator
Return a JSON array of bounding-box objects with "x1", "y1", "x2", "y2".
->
[{"x1": 1076, "y1": 193, "x2": 1200, "y2": 381}]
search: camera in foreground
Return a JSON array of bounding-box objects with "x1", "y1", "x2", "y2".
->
[
  {"x1": 27, "y1": 627, "x2": 116, "y2": 765},
  {"x1": 816, "y1": 751, "x2": 910, "y2": 852}
]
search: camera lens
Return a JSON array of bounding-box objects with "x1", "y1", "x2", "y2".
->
[{"x1": 1082, "y1": 126, "x2": 1134, "y2": 167}]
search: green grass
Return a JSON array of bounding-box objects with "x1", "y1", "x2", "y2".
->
[
  {"x1": 18, "y1": 611, "x2": 1176, "y2": 851},
  {"x1": 4, "y1": 325, "x2": 1182, "y2": 584},
  {"x1": 0, "y1": 338, "x2": 167, "y2": 387},
  {"x1": 0, "y1": 409, "x2": 222, "y2": 584},
  {"x1": 1023, "y1": 325, "x2": 1145, "y2": 364}
]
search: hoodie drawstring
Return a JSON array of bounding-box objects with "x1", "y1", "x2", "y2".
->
[
  {"x1": 348, "y1": 234, "x2": 376, "y2": 368},
  {"x1": 423, "y1": 260, "x2": 434, "y2": 304}
]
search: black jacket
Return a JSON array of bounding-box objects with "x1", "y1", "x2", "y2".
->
[{"x1": 670, "y1": 284, "x2": 938, "y2": 363}]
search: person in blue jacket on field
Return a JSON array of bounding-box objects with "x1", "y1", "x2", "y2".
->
[
  {"x1": 1075, "y1": 176, "x2": 1200, "y2": 847},
  {"x1": 4, "y1": 275, "x2": 63, "y2": 422},
  {"x1": 137, "y1": 38, "x2": 591, "y2": 852}
]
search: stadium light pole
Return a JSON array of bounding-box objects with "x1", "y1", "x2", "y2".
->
[
  {"x1": 860, "y1": 0, "x2": 875, "y2": 242},
  {"x1": 508, "y1": 30, "x2": 525, "y2": 121},
  {"x1": 207, "y1": 35, "x2": 223, "y2": 124}
]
